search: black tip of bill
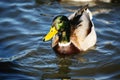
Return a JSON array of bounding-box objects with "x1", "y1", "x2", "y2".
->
[{"x1": 42, "y1": 38, "x2": 45, "y2": 42}]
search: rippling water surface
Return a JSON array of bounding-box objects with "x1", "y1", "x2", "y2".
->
[{"x1": 0, "y1": 0, "x2": 120, "y2": 80}]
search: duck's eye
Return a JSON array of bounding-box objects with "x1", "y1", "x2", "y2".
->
[{"x1": 59, "y1": 21, "x2": 62, "y2": 23}]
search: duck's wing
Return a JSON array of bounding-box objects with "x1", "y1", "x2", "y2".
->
[
  {"x1": 69, "y1": 5, "x2": 92, "y2": 24},
  {"x1": 69, "y1": 5, "x2": 97, "y2": 51},
  {"x1": 69, "y1": 4, "x2": 93, "y2": 40}
]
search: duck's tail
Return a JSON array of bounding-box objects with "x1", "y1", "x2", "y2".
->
[{"x1": 69, "y1": 4, "x2": 92, "y2": 25}]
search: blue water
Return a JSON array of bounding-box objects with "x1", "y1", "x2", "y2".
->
[{"x1": 0, "y1": 0, "x2": 120, "y2": 80}]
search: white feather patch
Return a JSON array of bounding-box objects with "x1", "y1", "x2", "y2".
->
[
  {"x1": 86, "y1": 9, "x2": 93, "y2": 20},
  {"x1": 58, "y1": 42, "x2": 71, "y2": 46}
]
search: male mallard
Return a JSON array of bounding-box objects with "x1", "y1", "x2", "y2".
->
[{"x1": 43, "y1": 5, "x2": 97, "y2": 54}]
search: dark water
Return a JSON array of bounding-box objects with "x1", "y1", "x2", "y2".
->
[{"x1": 0, "y1": 0, "x2": 120, "y2": 80}]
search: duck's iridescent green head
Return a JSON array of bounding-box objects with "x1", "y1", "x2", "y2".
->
[{"x1": 43, "y1": 15, "x2": 70, "y2": 42}]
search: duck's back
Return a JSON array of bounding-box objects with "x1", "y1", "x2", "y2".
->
[{"x1": 69, "y1": 5, "x2": 97, "y2": 51}]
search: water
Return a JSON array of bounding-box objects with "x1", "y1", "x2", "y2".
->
[{"x1": 0, "y1": 0, "x2": 120, "y2": 79}]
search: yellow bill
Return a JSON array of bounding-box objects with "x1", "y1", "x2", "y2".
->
[{"x1": 43, "y1": 27, "x2": 58, "y2": 41}]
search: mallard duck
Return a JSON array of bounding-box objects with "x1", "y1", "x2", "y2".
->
[{"x1": 43, "y1": 5, "x2": 97, "y2": 54}]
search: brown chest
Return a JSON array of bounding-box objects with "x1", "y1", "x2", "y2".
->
[{"x1": 53, "y1": 43, "x2": 80, "y2": 54}]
